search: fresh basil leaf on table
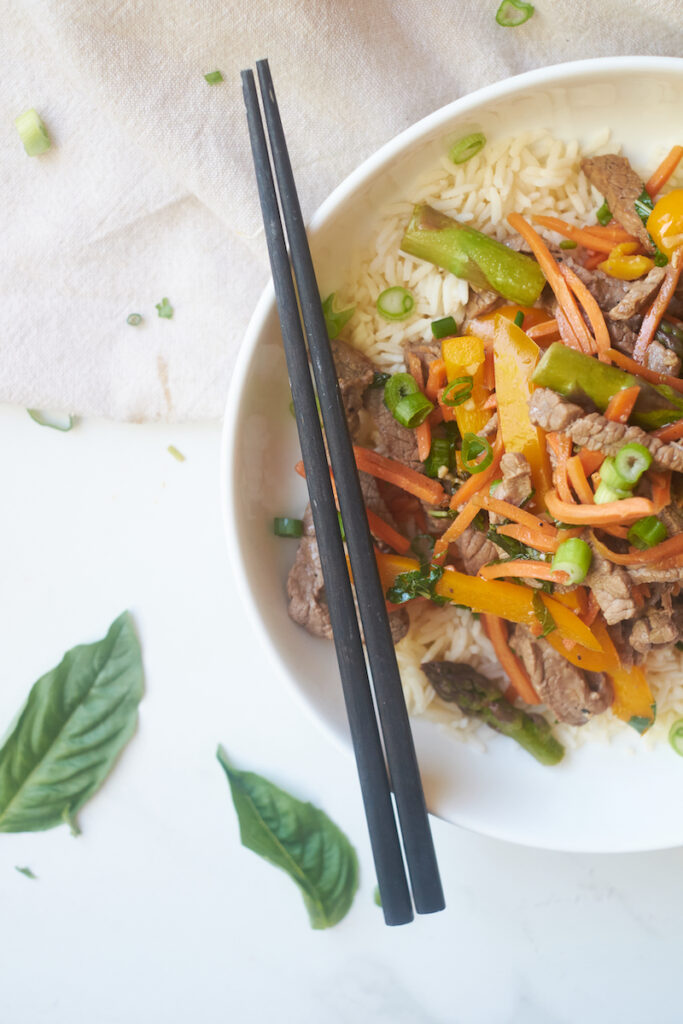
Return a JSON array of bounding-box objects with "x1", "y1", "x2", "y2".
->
[
  {"x1": 217, "y1": 746, "x2": 358, "y2": 929},
  {"x1": 0, "y1": 611, "x2": 143, "y2": 833}
]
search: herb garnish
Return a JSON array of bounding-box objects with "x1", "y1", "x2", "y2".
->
[
  {"x1": 386, "y1": 563, "x2": 447, "y2": 606},
  {"x1": 532, "y1": 592, "x2": 556, "y2": 637}
]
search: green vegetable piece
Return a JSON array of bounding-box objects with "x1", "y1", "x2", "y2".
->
[
  {"x1": 392, "y1": 391, "x2": 434, "y2": 428},
  {"x1": 559, "y1": 239, "x2": 578, "y2": 250},
  {"x1": 495, "y1": 0, "x2": 535, "y2": 26},
  {"x1": 14, "y1": 109, "x2": 51, "y2": 156},
  {"x1": 421, "y1": 662, "x2": 563, "y2": 766},
  {"x1": 204, "y1": 70, "x2": 223, "y2": 84},
  {"x1": 614, "y1": 442, "x2": 652, "y2": 485},
  {"x1": 155, "y1": 297, "x2": 174, "y2": 319},
  {"x1": 401, "y1": 204, "x2": 546, "y2": 306},
  {"x1": 127, "y1": 313, "x2": 143, "y2": 326},
  {"x1": 599, "y1": 457, "x2": 630, "y2": 491},
  {"x1": 0, "y1": 612, "x2": 143, "y2": 833},
  {"x1": 594, "y1": 481, "x2": 632, "y2": 505},
  {"x1": 630, "y1": 706, "x2": 656, "y2": 735},
  {"x1": 532, "y1": 343, "x2": 683, "y2": 430},
  {"x1": 441, "y1": 375, "x2": 473, "y2": 407},
  {"x1": 216, "y1": 746, "x2": 358, "y2": 929},
  {"x1": 15, "y1": 866, "x2": 37, "y2": 879},
  {"x1": 431, "y1": 316, "x2": 457, "y2": 339},
  {"x1": 461, "y1": 432, "x2": 493, "y2": 474},
  {"x1": 386, "y1": 563, "x2": 447, "y2": 606},
  {"x1": 373, "y1": 885, "x2": 382, "y2": 907},
  {"x1": 448, "y1": 132, "x2": 486, "y2": 165},
  {"x1": 628, "y1": 516, "x2": 667, "y2": 550},
  {"x1": 669, "y1": 719, "x2": 683, "y2": 756},
  {"x1": 376, "y1": 286, "x2": 415, "y2": 321},
  {"x1": 384, "y1": 372, "x2": 419, "y2": 413},
  {"x1": 27, "y1": 410, "x2": 75, "y2": 432},
  {"x1": 551, "y1": 537, "x2": 592, "y2": 585},
  {"x1": 423, "y1": 437, "x2": 453, "y2": 478},
  {"x1": 167, "y1": 445, "x2": 186, "y2": 462},
  {"x1": 513, "y1": 310, "x2": 525, "y2": 328},
  {"x1": 322, "y1": 293, "x2": 355, "y2": 339},
  {"x1": 596, "y1": 201, "x2": 613, "y2": 226},
  {"x1": 273, "y1": 516, "x2": 304, "y2": 538}
]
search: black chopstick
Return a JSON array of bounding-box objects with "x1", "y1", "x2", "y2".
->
[
  {"x1": 255, "y1": 58, "x2": 444, "y2": 916},
  {"x1": 241, "y1": 68, "x2": 413, "y2": 926}
]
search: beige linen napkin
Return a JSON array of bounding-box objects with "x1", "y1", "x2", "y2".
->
[{"x1": 1, "y1": 0, "x2": 681, "y2": 420}]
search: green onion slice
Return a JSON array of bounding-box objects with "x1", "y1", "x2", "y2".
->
[
  {"x1": 204, "y1": 70, "x2": 224, "y2": 84},
  {"x1": 127, "y1": 313, "x2": 143, "y2": 326},
  {"x1": 384, "y1": 372, "x2": 419, "y2": 413},
  {"x1": 156, "y1": 297, "x2": 174, "y2": 319},
  {"x1": 599, "y1": 457, "x2": 630, "y2": 491},
  {"x1": 559, "y1": 239, "x2": 578, "y2": 250},
  {"x1": 513, "y1": 311, "x2": 525, "y2": 328},
  {"x1": 448, "y1": 132, "x2": 486, "y2": 165},
  {"x1": 669, "y1": 719, "x2": 683, "y2": 756},
  {"x1": 551, "y1": 537, "x2": 593, "y2": 585},
  {"x1": 461, "y1": 433, "x2": 493, "y2": 475},
  {"x1": 441, "y1": 376, "x2": 473, "y2": 407},
  {"x1": 27, "y1": 409, "x2": 75, "y2": 432},
  {"x1": 627, "y1": 516, "x2": 668, "y2": 550},
  {"x1": 593, "y1": 481, "x2": 632, "y2": 505},
  {"x1": 596, "y1": 201, "x2": 612, "y2": 226},
  {"x1": 392, "y1": 392, "x2": 434, "y2": 429},
  {"x1": 376, "y1": 286, "x2": 415, "y2": 321},
  {"x1": 423, "y1": 437, "x2": 452, "y2": 478},
  {"x1": 322, "y1": 293, "x2": 355, "y2": 339},
  {"x1": 614, "y1": 443, "x2": 652, "y2": 485},
  {"x1": 431, "y1": 316, "x2": 457, "y2": 340},
  {"x1": 495, "y1": 0, "x2": 535, "y2": 26},
  {"x1": 14, "y1": 109, "x2": 51, "y2": 156},
  {"x1": 273, "y1": 517, "x2": 304, "y2": 538}
]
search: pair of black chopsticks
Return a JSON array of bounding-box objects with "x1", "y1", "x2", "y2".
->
[{"x1": 241, "y1": 59, "x2": 444, "y2": 926}]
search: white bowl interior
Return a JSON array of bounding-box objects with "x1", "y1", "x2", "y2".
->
[{"x1": 223, "y1": 58, "x2": 683, "y2": 852}]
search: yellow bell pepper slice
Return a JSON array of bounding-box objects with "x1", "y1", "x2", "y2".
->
[
  {"x1": 598, "y1": 242, "x2": 654, "y2": 281},
  {"x1": 492, "y1": 315, "x2": 552, "y2": 505},
  {"x1": 647, "y1": 188, "x2": 683, "y2": 258},
  {"x1": 441, "y1": 335, "x2": 490, "y2": 435}
]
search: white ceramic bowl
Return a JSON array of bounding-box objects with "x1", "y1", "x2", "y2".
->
[{"x1": 222, "y1": 57, "x2": 683, "y2": 853}]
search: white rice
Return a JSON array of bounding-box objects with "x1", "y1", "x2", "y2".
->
[{"x1": 339, "y1": 128, "x2": 683, "y2": 751}]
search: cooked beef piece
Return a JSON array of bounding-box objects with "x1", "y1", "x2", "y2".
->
[
  {"x1": 607, "y1": 266, "x2": 667, "y2": 320},
  {"x1": 509, "y1": 625, "x2": 613, "y2": 725},
  {"x1": 581, "y1": 154, "x2": 654, "y2": 252},
  {"x1": 529, "y1": 388, "x2": 683, "y2": 472},
  {"x1": 287, "y1": 507, "x2": 333, "y2": 640},
  {"x1": 560, "y1": 255, "x2": 630, "y2": 311},
  {"x1": 628, "y1": 565, "x2": 683, "y2": 584},
  {"x1": 403, "y1": 339, "x2": 441, "y2": 378},
  {"x1": 359, "y1": 471, "x2": 398, "y2": 530},
  {"x1": 585, "y1": 542, "x2": 639, "y2": 624},
  {"x1": 606, "y1": 319, "x2": 640, "y2": 356},
  {"x1": 455, "y1": 526, "x2": 504, "y2": 575},
  {"x1": 659, "y1": 502, "x2": 683, "y2": 538},
  {"x1": 330, "y1": 338, "x2": 375, "y2": 439},
  {"x1": 480, "y1": 412, "x2": 498, "y2": 438},
  {"x1": 389, "y1": 606, "x2": 410, "y2": 644},
  {"x1": 364, "y1": 387, "x2": 422, "y2": 471},
  {"x1": 646, "y1": 340, "x2": 682, "y2": 377},
  {"x1": 463, "y1": 287, "x2": 501, "y2": 320},
  {"x1": 608, "y1": 621, "x2": 635, "y2": 669},
  {"x1": 629, "y1": 608, "x2": 681, "y2": 654},
  {"x1": 489, "y1": 453, "x2": 533, "y2": 524}
]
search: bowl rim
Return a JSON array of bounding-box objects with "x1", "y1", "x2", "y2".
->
[{"x1": 221, "y1": 55, "x2": 683, "y2": 851}]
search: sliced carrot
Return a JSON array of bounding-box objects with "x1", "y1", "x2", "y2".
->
[
  {"x1": 560, "y1": 262, "x2": 612, "y2": 361},
  {"x1": 589, "y1": 528, "x2": 683, "y2": 567},
  {"x1": 526, "y1": 319, "x2": 561, "y2": 345},
  {"x1": 632, "y1": 585, "x2": 645, "y2": 609},
  {"x1": 481, "y1": 614, "x2": 541, "y2": 705},
  {"x1": 633, "y1": 247, "x2": 683, "y2": 363},
  {"x1": 425, "y1": 358, "x2": 447, "y2": 402},
  {"x1": 495, "y1": 523, "x2": 565, "y2": 553},
  {"x1": 650, "y1": 470, "x2": 671, "y2": 511},
  {"x1": 555, "y1": 306, "x2": 585, "y2": 352},
  {"x1": 653, "y1": 419, "x2": 683, "y2": 442},
  {"x1": 586, "y1": 224, "x2": 639, "y2": 242},
  {"x1": 449, "y1": 433, "x2": 504, "y2": 509},
  {"x1": 546, "y1": 431, "x2": 575, "y2": 504},
  {"x1": 437, "y1": 387, "x2": 459, "y2": 423},
  {"x1": 531, "y1": 214, "x2": 639, "y2": 252},
  {"x1": 471, "y1": 492, "x2": 556, "y2": 534},
  {"x1": 545, "y1": 489, "x2": 657, "y2": 525},
  {"x1": 578, "y1": 448, "x2": 604, "y2": 475},
  {"x1": 478, "y1": 560, "x2": 569, "y2": 584},
  {"x1": 365, "y1": 509, "x2": 412, "y2": 555},
  {"x1": 406, "y1": 352, "x2": 432, "y2": 461},
  {"x1": 433, "y1": 499, "x2": 480, "y2": 562},
  {"x1": 584, "y1": 251, "x2": 605, "y2": 270},
  {"x1": 604, "y1": 385, "x2": 641, "y2": 424},
  {"x1": 600, "y1": 524, "x2": 630, "y2": 541},
  {"x1": 646, "y1": 145, "x2": 683, "y2": 198},
  {"x1": 566, "y1": 455, "x2": 595, "y2": 504},
  {"x1": 607, "y1": 347, "x2": 683, "y2": 395},
  {"x1": 353, "y1": 446, "x2": 445, "y2": 506}
]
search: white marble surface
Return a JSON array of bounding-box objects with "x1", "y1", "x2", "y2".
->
[{"x1": 1, "y1": 403, "x2": 682, "y2": 1024}]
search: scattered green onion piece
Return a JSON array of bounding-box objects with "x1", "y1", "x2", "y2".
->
[
  {"x1": 513, "y1": 311, "x2": 525, "y2": 328},
  {"x1": 427, "y1": 508, "x2": 458, "y2": 520},
  {"x1": 423, "y1": 437, "x2": 453, "y2": 478},
  {"x1": 167, "y1": 445, "x2": 185, "y2": 462},
  {"x1": 126, "y1": 313, "x2": 143, "y2": 326},
  {"x1": 448, "y1": 132, "x2": 486, "y2": 165},
  {"x1": 14, "y1": 109, "x2": 51, "y2": 156},
  {"x1": 495, "y1": 0, "x2": 535, "y2": 27},
  {"x1": 27, "y1": 409, "x2": 75, "y2": 432},
  {"x1": 204, "y1": 70, "x2": 224, "y2": 84},
  {"x1": 273, "y1": 517, "x2": 304, "y2": 538},
  {"x1": 322, "y1": 293, "x2": 355, "y2": 339},
  {"x1": 559, "y1": 239, "x2": 577, "y2": 250},
  {"x1": 596, "y1": 201, "x2": 613, "y2": 226},
  {"x1": 392, "y1": 391, "x2": 434, "y2": 429},
  {"x1": 551, "y1": 537, "x2": 593, "y2": 585},
  {"x1": 369, "y1": 371, "x2": 391, "y2": 389},
  {"x1": 654, "y1": 250, "x2": 669, "y2": 267},
  {"x1": 431, "y1": 316, "x2": 457, "y2": 340},
  {"x1": 627, "y1": 516, "x2": 667, "y2": 550},
  {"x1": 634, "y1": 188, "x2": 654, "y2": 226},
  {"x1": 376, "y1": 286, "x2": 415, "y2": 321},
  {"x1": 669, "y1": 719, "x2": 683, "y2": 756},
  {"x1": 461, "y1": 432, "x2": 493, "y2": 475},
  {"x1": 599, "y1": 457, "x2": 630, "y2": 491},
  {"x1": 594, "y1": 481, "x2": 632, "y2": 504},
  {"x1": 630, "y1": 712, "x2": 655, "y2": 735},
  {"x1": 441, "y1": 375, "x2": 473, "y2": 407},
  {"x1": 614, "y1": 442, "x2": 652, "y2": 486},
  {"x1": 384, "y1": 372, "x2": 419, "y2": 413},
  {"x1": 156, "y1": 297, "x2": 174, "y2": 319}
]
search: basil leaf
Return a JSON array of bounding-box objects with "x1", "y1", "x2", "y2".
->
[
  {"x1": 0, "y1": 611, "x2": 143, "y2": 833},
  {"x1": 217, "y1": 747, "x2": 358, "y2": 929},
  {"x1": 386, "y1": 563, "x2": 447, "y2": 605}
]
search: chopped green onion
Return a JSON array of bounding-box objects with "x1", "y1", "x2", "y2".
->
[
  {"x1": 204, "y1": 70, "x2": 224, "y2": 84},
  {"x1": 513, "y1": 311, "x2": 525, "y2": 328},
  {"x1": 14, "y1": 109, "x2": 51, "y2": 156},
  {"x1": 559, "y1": 239, "x2": 577, "y2": 250},
  {"x1": 427, "y1": 508, "x2": 458, "y2": 519},
  {"x1": 126, "y1": 313, "x2": 143, "y2": 326},
  {"x1": 431, "y1": 316, "x2": 457, "y2": 339},
  {"x1": 392, "y1": 391, "x2": 434, "y2": 429},
  {"x1": 441, "y1": 375, "x2": 473, "y2": 407},
  {"x1": 669, "y1": 719, "x2": 683, "y2": 756},
  {"x1": 594, "y1": 481, "x2": 632, "y2": 504},
  {"x1": 654, "y1": 250, "x2": 669, "y2": 267},
  {"x1": 167, "y1": 445, "x2": 186, "y2": 462},
  {"x1": 384, "y1": 372, "x2": 419, "y2": 413},
  {"x1": 27, "y1": 409, "x2": 75, "y2": 432},
  {"x1": 627, "y1": 516, "x2": 667, "y2": 550},
  {"x1": 495, "y1": 0, "x2": 534, "y2": 27},
  {"x1": 551, "y1": 537, "x2": 593, "y2": 585},
  {"x1": 369, "y1": 371, "x2": 391, "y2": 389},
  {"x1": 461, "y1": 433, "x2": 493, "y2": 475},
  {"x1": 156, "y1": 297, "x2": 174, "y2": 319},
  {"x1": 322, "y1": 293, "x2": 355, "y2": 339},
  {"x1": 614, "y1": 442, "x2": 652, "y2": 485},
  {"x1": 634, "y1": 188, "x2": 654, "y2": 226},
  {"x1": 376, "y1": 286, "x2": 414, "y2": 321},
  {"x1": 630, "y1": 711, "x2": 655, "y2": 735},
  {"x1": 599, "y1": 457, "x2": 630, "y2": 491},
  {"x1": 423, "y1": 437, "x2": 453, "y2": 478},
  {"x1": 273, "y1": 517, "x2": 304, "y2": 538},
  {"x1": 596, "y1": 201, "x2": 613, "y2": 226},
  {"x1": 448, "y1": 132, "x2": 486, "y2": 165}
]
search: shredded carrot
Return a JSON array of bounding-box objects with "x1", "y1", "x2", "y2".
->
[
  {"x1": 531, "y1": 215, "x2": 634, "y2": 254},
  {"x1": 632, "y1": 585, "x2": 645, "y2": 609},
  {"x1": 507, "y1": 213, "x2": 594, "y2": 353},
  {"x1": 653, "y1": 419, "x2": 683, "y2": 442},
  {"x1": 633, "y1": 248, "x2": 683, "y2": 363},
  {"x1": 607, "y1": 347, "x2": 683, "y2": 395},
  {"x1": 555, "y1": 306, "x2": 586, "y2": 352},
  {"x1": 449, "y1": 433, "x2": 504, "y2": 509},
  {"x1": 481, "y1": 614, "x2": 541, "y2": 705},
  {"x1": 600, "y1": 524, "x2": 630, "y2": 541},
  {"x1": 590, "y1": 528, "x2": 683, "y2": 567},
  {"x1": 545, "y1": 489, "x2": 657, "y2": 525},
  {"x1": 406, "y1": 352, "x2": 432, "y2": 461},
  {"x1": 365, "y1": 509, "x2": 412, "y2": 555},
  {"x1": 604, "y1": 385, "x2": 641, "y2": 424},
  {"x1": 433, "y1": 499, "x2": 480, "y2": 562},
  {"x1": 425, "y1": 358, "x2": 447, "y2": 402},
  {"x1": 584, "y1": 251, "x2": 604, "y2": 270},
  {"x1": 495, "y1": 523, "x2": 565, "y2": 553},
  {"x1": 566, "y1": 455, "x2": 595, "y2": 504},
  {"x1": 641, "y1": 583, "x2": 652, "y2": 600},
  {"x1": 526, "y1": 319, "x2": 560, "y2": 345},
  {"x1": 578, "y1": 448, "x2": 604, "y2": 475},
  {"x1": 353, "y1": 447, "x2": 445, "y2": 505},
  {"x1": 471, "y1": 492, "x2": 556, "y2": 534},
  {"x1": 586, "y1": 223, "x2": 639, "y2": 242},
  {"x1": 646, "y1": 145, "x2": 683, "y2": 198},
  {"x1": 560, "y1": 262, "x2": 612, "y2": 361},
  {"x1": 583, "y1": 592, "x2": 600, "y2": 628},
  {"x1": 649, "y1": 470, "x2": 671, "y2": 511},
  {"x1": 437, "y1": 387, "x2": 459, "y2": 423},
  {"x1": 546, "y1": 431, "x2": 575, "y2": 504},
  {"x1": 478, "y1": 560, "x2": 569, "y2": 584}
]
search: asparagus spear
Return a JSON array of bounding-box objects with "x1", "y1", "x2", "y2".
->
[
  {"x1": 533, "y1": 343, "x2": 683, "y2": 430},
  {"x1": 421, "y1": 661, "x2": 564, "y2": 766},
  {"x1": 400, "y1": 204, "x2": 546, "y2": 307}
]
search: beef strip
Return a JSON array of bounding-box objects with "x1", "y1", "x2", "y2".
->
[
  {"x1": 645, "y1": 341, "x2": 681, "y2": 377},
  {"x1": 364, "y1": 387, "x2": 422, "y2": 471},
  {"x1": 330, "y1": 338, "x2": 374, "y2": 439},
  {"x1": 463, "y1": 287, "x2": 501, "y2": 320},
  {"x1": 629, "y1": 608, "x2": 680, "y2": 654},
  {"x1": 529, "y1": 388, "x2": 683, "y2": 472},
  {"x1": 659, "y1": 501, "x2": 683, "y2": 538},
  {"x1": 581, "y1": 154, "x2": 654, "y2": 252},
  {"x1": 454, "y1": 527, "x2": 504, "y2": 576},
  {"x1": 585, "y1": 542, "x2": 639, "y2": 624},
  {"x1": 509, "y1": 624, "x2": 613, "y2": 726},
  {"x1": 608, "y1": 621, "x2": 635, "y2": 669},
  {"x1": 403, "y1": 339, "x2": 441, "y2": 379},
  {"x1": 607, "y1": 266, "x2": 667, "y2": 320},
  {"x1": 489, "y1": 453, "x2": 533, "y2": 524},
  {"x1": 560, "y1": 255, "x2": 630, "y2": 311},
  {"x1": 627, "y1": 565, "x2": 683, "y2": 584}
]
